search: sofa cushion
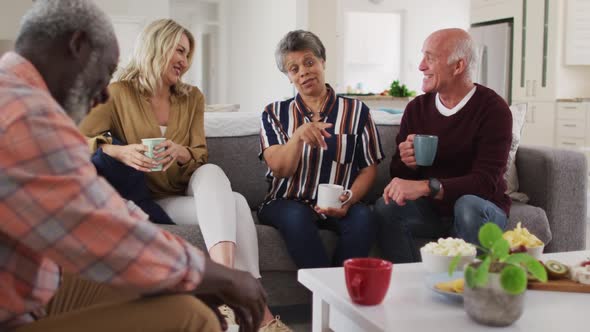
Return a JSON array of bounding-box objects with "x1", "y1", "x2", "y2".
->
[
  {"x1": 506, "y1": 104, "x2": 529, "y2": 202},
  {"x1": 207, "y1": 135, "x2": 268, "y2": 209}
]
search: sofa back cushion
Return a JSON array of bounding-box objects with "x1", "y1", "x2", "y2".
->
[{"x1": 206, "y1": 124, "x2": 400, "y2": 209}]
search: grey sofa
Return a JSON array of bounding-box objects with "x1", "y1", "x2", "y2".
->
[{"x1": 161, "y1": 124, "x2": 588, "y2": 307}]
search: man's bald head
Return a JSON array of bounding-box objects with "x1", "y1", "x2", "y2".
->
[{"x1": 426, "y1": 28, "x2": 476, "y2": 81}]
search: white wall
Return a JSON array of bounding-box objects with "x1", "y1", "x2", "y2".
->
[
  {"x1": 225, "y1": 0, "x2": 300, "y2": 112},
  {"x1": 308, "y1": 0, "x2": 339, "y2": 91},
  {"x1": 0, "y1": 0, "x2": 169, "y2": 41},
  {"x1": 309, "y1": 0, "x2": 471, "y2": 95},
  {"x1": 97, "y1": 0, "x2": 169, "y2": 19},
  {"x1": 0, "y1": 1, "x2": 30, "y2": 40}
]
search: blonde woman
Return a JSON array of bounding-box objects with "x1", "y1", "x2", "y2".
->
[{"x1": 79, "y1": 19, "x2": 288, "y2": 331}]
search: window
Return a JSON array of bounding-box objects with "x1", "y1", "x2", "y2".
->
[{"x1": 342, "y1": 11, "x2": 401, "y2": 94}]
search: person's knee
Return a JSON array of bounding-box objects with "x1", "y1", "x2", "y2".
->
[
  {"x1": 191, "y1": 164, "x2": 231, "y2": 188},
  {"x1": 454, "y1": 195, "x2": 483, "y2": 224},
  {"x1": 232, "y1": 192, "x2": 250, "y2": 210},
  {"x1": 345, "y1": 205, "x2": 373, "y2": 229},
  {"x1": 156, "y1": 295, "x2": 220, "y2": 332},
  {"x1": 373, "y1": 197, "x2": 404, "y2": 227}
]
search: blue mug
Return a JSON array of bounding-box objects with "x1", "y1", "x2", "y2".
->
[{"x1": 414, "y1": 135, "x2": 438, "y2": 166}]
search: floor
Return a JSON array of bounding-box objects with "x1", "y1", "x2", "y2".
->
[{"x1": 272, "y1": 305, "x2": 311, "y2": 332}]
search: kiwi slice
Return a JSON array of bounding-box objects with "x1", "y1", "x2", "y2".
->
[{"x1": 545, "y1": 260, "x2": 569, "y2": 280}]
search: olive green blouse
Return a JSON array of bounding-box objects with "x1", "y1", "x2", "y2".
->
[{"x1": 79, "y1": 81, "x2": 207, "y2": 198}]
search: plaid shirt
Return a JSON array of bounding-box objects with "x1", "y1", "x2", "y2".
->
[{"x1": 0, "y1": 52, "x2": 205, "y2": 330}]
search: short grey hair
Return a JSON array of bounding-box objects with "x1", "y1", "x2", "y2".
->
[
  {"x1": 447, "y1": 35, "x2": 476, "y2": 80},
  {"x1": 275, "y1": 30, "x2": 326, "y2": 73},
  {"x1": 16, "y1": 0, "x2": 115, "y2": 49}
]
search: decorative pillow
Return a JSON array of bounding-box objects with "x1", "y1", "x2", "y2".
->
[{"x1": 505, "y1": 103, "x2": 529, "y2": 203}]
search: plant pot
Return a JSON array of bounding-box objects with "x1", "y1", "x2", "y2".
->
[{"x1": 463, "y1": 264, "x2": 525, "y2": 327}]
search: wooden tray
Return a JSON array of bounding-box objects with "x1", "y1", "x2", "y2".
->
[{"x1": 528, "y1": 279, "x2": 590, "y2": 293}]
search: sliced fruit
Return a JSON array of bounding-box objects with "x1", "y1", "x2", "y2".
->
[{"x1": 545, "y1": 260, "x2": 569, "y2": 280}]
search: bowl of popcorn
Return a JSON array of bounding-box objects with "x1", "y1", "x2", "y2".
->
[
  {"x1": 502, "y1": 222, "x2": 545, "y2": 259},
  {"x1": 420, "y1": 238, "x2": 477, "y2": 273}
]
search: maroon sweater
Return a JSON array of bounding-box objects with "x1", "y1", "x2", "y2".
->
[{"x1": 390, "y1": 84, "x2": 512, "y2": 217}]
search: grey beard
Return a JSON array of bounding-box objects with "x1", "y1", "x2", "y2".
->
[
  {"x1": 63, "y1": 75, "x2": 90, "y2": 124},
  {"x1": 63, "y1": 52, "x2": 99, "y2": 124}
]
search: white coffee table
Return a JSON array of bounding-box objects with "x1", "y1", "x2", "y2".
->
[{"x1": 298, "y1": 250, "x2": 590, "y2": 332}]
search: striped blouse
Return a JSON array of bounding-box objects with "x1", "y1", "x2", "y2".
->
[{"x1": 259, "y1": 85, "x2": 384, "y2": 204}]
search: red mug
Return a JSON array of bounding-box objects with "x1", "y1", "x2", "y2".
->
[{"x1": 344, "y1": 258, "x2": 393, "y2": 305}]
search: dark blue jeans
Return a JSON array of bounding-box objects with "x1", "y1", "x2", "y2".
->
[
  {"x1": 374, "y1": 195, "x2": 508, "y2": 263},
  {"x1": 257, "y1": 199, "x2": 375, "y2": 269}
]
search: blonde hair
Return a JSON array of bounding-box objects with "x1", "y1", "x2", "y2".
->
[{"x1": 116, "y1": 19, "x2": 195, "y2": 96}]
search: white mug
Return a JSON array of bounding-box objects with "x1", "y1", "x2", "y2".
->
[{"x1": 317, "y1": 184, "x2": 353, "y2": 209}]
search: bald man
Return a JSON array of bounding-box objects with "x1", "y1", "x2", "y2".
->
[{"x1": 374, "y1": 28, "x2": 512, "y2": 263}]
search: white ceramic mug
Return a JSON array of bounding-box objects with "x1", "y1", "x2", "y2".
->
[{"x1": 317, "y1": 184, "x2": 353, "y2": 209}]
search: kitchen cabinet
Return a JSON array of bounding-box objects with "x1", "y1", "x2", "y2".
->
[
  {"x1": 470, "y1": 0, "x2": 515, "y2": 23},
  {"x1": 565, "y1": 0, "x2": 590, "y2": 65},
  {"x1": 512, "y1": 0, "x2": 557, "y2": 101},
  {"x1": 555, "y1": 101, "x2": 590, "y2": 173},
  {"x1": 471, "y1": 0, "x2": 558, "y2": 102},
  {"x1": 518, "y1": 101, "x2": 556, "y2": 147}
]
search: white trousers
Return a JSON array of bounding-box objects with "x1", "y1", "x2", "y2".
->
[{"x1": 155, "y1": 164, "x2": 260, "y2": 278}]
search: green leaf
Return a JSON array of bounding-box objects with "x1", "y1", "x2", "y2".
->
[
  {"x1": 525, "y1": 259, "x2": 548, "y2": 282},
  {"x1": 500, "y1": 265, "x2": 527, "y2": 294},
  {"x1": 448, "y1": 255, "x2": 461, "y2": 276},
  {"x1": 473, "y1": 256, "x2": 491, "y2": 287},
  {"x1": 491, "y1": 238, "x2": 510, "y2": 261},
  {"x1": 478, "y1": 223, "x2": 503, "y2": 249},
  {"x1": 504, "y1": 253, "x2": 533, "y2": 265},
  {"x1": 503, "y1": 253, "x2": 548, "y2": 282},
  {"x1": 464, "y1": 265, "x2": 477, "y2": 288}
]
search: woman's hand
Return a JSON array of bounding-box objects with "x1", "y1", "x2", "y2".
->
[
  {"x1": 154, "y1": 139, "x2": 192, "y2": 171},
  {"x1": 293, "y1": 122, "x2": 332, "y2": 149},
  {"x1": 102, "y1": 144, "x2": 158, "y2": 172},
  {"x1": 314, "y1": 193, "x2": 352, "y2": 219}
]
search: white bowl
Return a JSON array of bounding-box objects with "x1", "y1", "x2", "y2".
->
[
  {"x1": 525, "y1": 245, "x2": 544, "y2": 259},
  {"x1": 420, "y1": 247, "x2": 477, "y2": 273}
]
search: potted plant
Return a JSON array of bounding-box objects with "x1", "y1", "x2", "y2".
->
[
  {"x1": 388, "y1": 80, "x2": 416, "y2": 97},
  {"x1": 449, "y1": 222, "x2": 548, "y2": 327}
]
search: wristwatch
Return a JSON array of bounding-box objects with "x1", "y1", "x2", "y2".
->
[{"x1": 428, "y1": 178, "x2": 442, "y2": 198}]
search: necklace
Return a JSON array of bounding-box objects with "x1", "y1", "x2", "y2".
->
[{"x1": 303, "y1": 88, "x2": 329, "y2": 120}]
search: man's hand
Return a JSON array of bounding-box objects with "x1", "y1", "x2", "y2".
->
[
  {"x1": 194, "y1": 258, "x2": 267, "y2": 332},
  {"x1": 382, "y1": 178, "x2": 429, "y2": 206},
  {"x1": 314, "y1": 193, "x2": 352, "y2": 218},
  {"x1": 292, "y1": 122, "x2": 333, "y2": 149},
  {"x1": 399, "y1": 134, "x2": 418, "y2": 169}
]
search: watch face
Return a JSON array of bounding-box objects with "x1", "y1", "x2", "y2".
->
[{"x1": 429, "y1": 178, "x2": 440, "y2": 196}]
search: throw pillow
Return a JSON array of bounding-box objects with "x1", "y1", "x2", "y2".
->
[{"x1": 505, "y1": 103, "x2": 529, "y2": 203}]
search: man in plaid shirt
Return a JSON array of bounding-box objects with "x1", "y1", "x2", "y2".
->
[{"x1": 0, "y1": 1, "x2": 266, "y2": 331}]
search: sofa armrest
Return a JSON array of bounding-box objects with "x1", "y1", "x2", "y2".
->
[{"x1": 516, "y1": 145, "x2": 587, "y2": 252}]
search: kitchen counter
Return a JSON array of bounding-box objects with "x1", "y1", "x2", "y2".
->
[{"x1": 339, "y1": 94, "x2": 412, "y2": 112}]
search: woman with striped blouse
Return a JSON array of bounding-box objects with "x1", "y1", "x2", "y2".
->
[{"x1": 258, "y1": 30, "x2": 385, "y2": 268}]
